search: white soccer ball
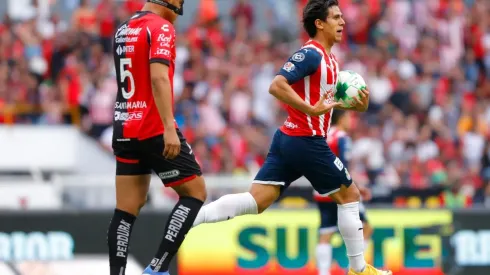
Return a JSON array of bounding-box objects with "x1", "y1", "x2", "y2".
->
[{"x1": 334, "y1": 70, "x2": 367, "y2": 108}]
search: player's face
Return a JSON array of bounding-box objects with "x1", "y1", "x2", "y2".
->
[
  {"x1": 167, "y1": 0, "x2": 183, "y2": 22},
  {"x1": 324, "y1": 6, "x2": 345, "y2": 43}
]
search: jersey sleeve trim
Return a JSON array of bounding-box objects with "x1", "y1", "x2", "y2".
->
[{"x1": 149, "y1": 58, "x2": 170, "y2": 66}]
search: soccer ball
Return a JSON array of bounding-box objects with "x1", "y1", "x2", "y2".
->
[{"x1": 334, "y1": 70, "x2": 366, "y2": 108}]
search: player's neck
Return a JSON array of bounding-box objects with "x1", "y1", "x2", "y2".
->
[
  {"x1": 312, "y1": 37, "x2": 333, "y2": 53},
  {"x1": 142, "y1": 3, "x2": 175, "y2": 23}
]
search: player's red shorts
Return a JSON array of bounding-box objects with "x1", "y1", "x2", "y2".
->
[{"x1": 112, "y1": 128, "x2": 202, "y2": 187}]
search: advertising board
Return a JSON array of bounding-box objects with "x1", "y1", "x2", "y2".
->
[{"x1": 180, "y1": 209, "x2": 451, "y2": 275}]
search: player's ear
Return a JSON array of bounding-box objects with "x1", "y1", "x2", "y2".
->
[{"x1": 314, "y1": 19, "x2": 324, "y2": 31}]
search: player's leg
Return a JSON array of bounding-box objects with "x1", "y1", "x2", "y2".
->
[
  {"x1": 316, "y1": 202, "x2": 338, "y2": 275},
  {"x1": 193, "y1": 130, "x2": 301, "y2": 227},
  {"x1": 107, "y1": 150, "x2": 152, "y2": 275},
  {"x1": 141, "y1": 131, "x2": 206, "y2": 275},
  {"x1": 284, "y1": 137, "x2": 388, "y2": 274}
]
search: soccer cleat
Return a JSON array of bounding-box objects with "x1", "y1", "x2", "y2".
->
[
  {"x1": 142, "y1": 265, "x2": 170, "y2": 275},
  {"x1": 348, "y1": 264, "x2": 392, "y2": 275}
]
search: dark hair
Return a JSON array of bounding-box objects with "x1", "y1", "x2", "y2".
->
[
  {"x1": 331, "y1": 109, "x2": 346, "y2": 125},
  {"x1": 302, "y1": 0, "x2": 339, "y2": 38}
]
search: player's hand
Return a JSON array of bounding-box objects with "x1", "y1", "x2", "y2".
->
[
  {"x1": 309, "y1": 93, "x2": 343, "y2": 116},
  {"x1": 163, "y1": 128, "x2": 181, "y2": 159},
  {"x1": 359, "y1": 186, "x2": 372, "y2": 201},
  {"x1": 352, "y1": 88, "x2": 369, "y2": 112}
]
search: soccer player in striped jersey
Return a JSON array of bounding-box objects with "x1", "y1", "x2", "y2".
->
[
  {"x1": 314, "y1": 110, "x2": 373, "y2": 275},
  {"x1": 192, "y1": 1, "x2": 391, "y2": 274}
]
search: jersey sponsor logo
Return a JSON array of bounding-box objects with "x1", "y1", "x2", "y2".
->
[
  {"x1": 158, "y1": 170, "x2": 180, "y2": 180},
  {"x1": 282, "y1": 62, "x2": 295, "y2": 72},
  {"x1": 115, "y1": 24, "x2": 142, "y2": 38},
  {"x1": 333, "y1": 157, "x2": 344, "y2": 171},
  {"x1": 115, "y1": 37, "x2": 138, "y2": 43},
  {"x1": 157, "y1": 34, "x2": 172, "y2": 47},
  {"x1": 156, "y1": 48, "x2": 171, "y2": 57},
  {"x1": 115, "y1": 24, "x2": 142, "y2": 43},
  {"x1": 114, "y1": 101, "x2": 148, "y2": 109},
  {"x1": 283, "y1": 121, "x2": 299, "y2": 129},
  {"x1": 114, "y1": 111, "x2": 143, "y2": 122},
  {"x1": 292, "y1": 52, "x2": 305, "y2": 62},
  {"x1": 161, "y1": 24, "x2": 170, "y2": 32},
  {"x1": 116, "y1": 45, "x2": 134, "y2": 55}
]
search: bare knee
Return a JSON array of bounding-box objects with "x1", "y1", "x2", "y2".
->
[
  {"x1": 172, "y1": 176, "x2": 207, "y2": 202},
  {"x1": 329, "y1": 183, "x2": 360, "y2": 205},
  {"x1": 249, "y1": 184, "x2": 281, "y2": 214},
  {"x1": 117, "y1": 196, "x2": 147, "y2": 216}
]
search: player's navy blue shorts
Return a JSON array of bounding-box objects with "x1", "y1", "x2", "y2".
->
[
  {"x1": 317, "y1": 201, "x2": 368, "y2": 234},
  {"x1": 253, "y1": 129, "x2": 353, "y2": 195}
]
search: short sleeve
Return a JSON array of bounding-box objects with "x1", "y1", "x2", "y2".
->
[
  {"x1": 277, "y1": 48, "x2": 322, "y2": 85},
  {"x1": 149, "y1": 22, "x2": 176, "y2": 65}
]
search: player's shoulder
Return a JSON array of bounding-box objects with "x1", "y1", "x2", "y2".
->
[{"x1": 290, "y1": 47, "x2": 322, "y2": 63}]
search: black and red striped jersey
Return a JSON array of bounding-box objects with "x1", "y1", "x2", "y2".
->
[{"x1": 112, "y1": 11, "x2": 177, "y2": 141}]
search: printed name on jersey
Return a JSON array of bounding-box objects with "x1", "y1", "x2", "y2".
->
[
  {"x1": 333, "y1": 157, "x2": 344, "y2": 171},
  {"x1": 114, "y1": 111, "x2": 143, "y2": 122},
  {"x1": 283, "y1": 62, "x2": 295, "y2": 72},
  {"x1": 116, "y1": 45, "x2": 134, "y2": 55},
  {"x1": 114, "y1": 101, "x2": 148, "y2": 109},
  {"x1": 292, "y1": 52, "x2": 305, "y2": 62}
]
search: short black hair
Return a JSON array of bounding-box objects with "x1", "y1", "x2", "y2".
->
[
  {"x1": 302, "y1": 0, "x2": 339, "y2": 38},
  {"x1": 331, "y1": 109, "x2": 346, "y2": 125}
]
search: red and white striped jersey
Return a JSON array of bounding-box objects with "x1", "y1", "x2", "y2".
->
[{"x1": 278, "y1": 40, "x2": 340, "y2": 137}]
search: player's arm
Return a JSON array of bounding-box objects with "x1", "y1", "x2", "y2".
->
[
  {"x1": 150, "y1": 63, "x2": 175, "y2": 130},
  {"x1": 149, "y1": 23, "x2": 180, "y2": 159},
  {"x1": 270, "y1": 49, "x2": 340, "y2": 116},
  {"x1": 335, "y1": 88, "x2": 369, "y2": 112}
]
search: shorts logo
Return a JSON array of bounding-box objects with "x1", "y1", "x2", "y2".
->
[
  {"x1": 158, "y1": 170, "x2": 180, "y2": 180},
  {"x1": 334, "y1": 157, "x2": 344, "y2": 171},
  {"x1": 283, "y1": 62, "x2": 295, "y2": 72},
  {"x1": 345, "y1": 168, "x2": 351, "y2": 180},
  {"x1": 292, "y1": 52, "x2": 305, "y2": 62}
]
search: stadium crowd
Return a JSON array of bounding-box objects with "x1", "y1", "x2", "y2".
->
[{"x1": 0, "y1": 0, "x2": 489, "y2": 207}]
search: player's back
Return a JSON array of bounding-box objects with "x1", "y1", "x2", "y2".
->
[
  {"x1": 278, "y1": 40, "x2": 340, "y2": 137},
  {"x1": 112, "y1": 11, "x2": 176, "y2": 141}
]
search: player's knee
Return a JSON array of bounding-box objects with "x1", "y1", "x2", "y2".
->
[
  {"x1": 332, "y1": 183, "x2": 360, "y2": 204},
  {"x1": 172, "y1": 176, "x2": 207, "y2": 202},
  {"x1": 249, "y1": 184, "x2": 281, "y2": 214},
  {"x1": 117, "y1": 196, "x2": 147, "y2": 216}
]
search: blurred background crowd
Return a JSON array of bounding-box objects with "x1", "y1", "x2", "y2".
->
[{"x1": 0, "y1": 0, "x2": 489, "y2": 208}]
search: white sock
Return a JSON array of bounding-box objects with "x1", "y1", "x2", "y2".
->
[
  {"x1": 316, "y1": 243, "x2": 332, "y2": 275},
  {"x1": 193, "y1": 192, "x2": 258, "y2": 227},
  {"x1": 337, "y1": 202, "x2": 366, "y2": 272}
]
